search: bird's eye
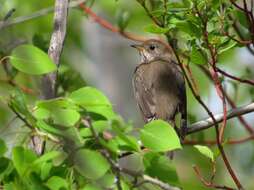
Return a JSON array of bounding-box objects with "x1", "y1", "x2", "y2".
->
[{"x1": 149, "y1": 45, "x2": 155, "y2": 50}]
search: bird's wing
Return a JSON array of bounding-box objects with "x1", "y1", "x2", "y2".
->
[
  {"x1": 172, "y1": 61, "x2": 187, "y2": 131},
  {"x1": 132, "y1": 66, "x2": 156, "y2": 122}
]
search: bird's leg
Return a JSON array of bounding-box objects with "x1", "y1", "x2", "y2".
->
[
  {"x1": 180, "y1": 118, "x2": 187, "y2": 141},
  {"x1": 169, "y1": 119, "x2": 181, "y2": 137},
  {"x1": 146, "y1": 114, "x2": 157, "y2": 122}
]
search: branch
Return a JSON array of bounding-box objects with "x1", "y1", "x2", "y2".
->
[
  {"x1": 184, "y1": 134, "x2": 254, "y2": 145},
  {"x1": 0, "y1": 0, "x2": 86, "y2": 30},
  {"x1": 83, "y1": 118, "x2": 181, "y2": 190},
  {"x1": 194, "y1": 7, "x2": 243, "y2": 188},
  {"x1": 198, "y1": 65, "x2": 254, "y2": 134},
  {"x1": 32, "y1": 0, "x2": 70, "y2": 155},
  {"x1": 216, "y1": 67, "x2": 254, "y2": 86},
  {"x1": 142, "y1": 175, "x2": 181, "y2": 190},
  {"x1": 41, "y1": 0, "x2": 69, "y2": 99},
  {"x1": 121, "y1": 168, "x2": 181, "y2": 190},
  {"x1": 193, "y1": 165, "x2": 235, "y2": 190},
  {"x1": 79, "y1": 3, "x2": 146, "y2": 42},
  {"x1": 187, "y1": 102, "x2": 254, "y2": 134}
]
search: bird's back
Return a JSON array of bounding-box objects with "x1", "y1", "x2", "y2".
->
[{"x1": 133, "y1": 60, "x2": 184, "y2": 122}]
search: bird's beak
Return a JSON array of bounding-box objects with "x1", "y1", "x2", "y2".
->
[{"x1": 131, "y1": 44, "x2": 144, "y2": 52}]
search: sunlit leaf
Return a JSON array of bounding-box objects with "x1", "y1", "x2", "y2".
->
[
  {"x1": 33, "y1": 151, "x2": 62, "y2": 165},
  {"x1": 144, "y1": 24, "x2": 169, "y2": 34},
  {"x1": 69, "y1": 87, "x2": 115, "y2": 119},
  {"x1": 140, "y1": 120, "x2": 181, "y2": 152},
  {"x1": 46, "y1": 176, "x2": 68, "y2": 190},
  {"x1": 116, "y1": 9, "x2": 130, "y2": 31},
  {"x1": 12, "y1": 147, "x2": 37, "y2": 176},
  {"x1": 9, "y1": 44, "x2": 56, "y2": 75},
  {"x1": 35, "y1": 98, "x2": 80, "y2": 127},
  {"x1": 0, "y1": 139, "x2": 7, "y2": 156},
  {"x1": 194, "y1": 145, "x2": 214, "y2": 161},
  {"x1": 74, "y1": 149, "x2": 110, "y2": 179},
  {"x1": 143, "y1": 152, "x2": 180, "y2": 186},
  {"x1": 190, "y1": 46, "x2": 207, "y2": 65}
]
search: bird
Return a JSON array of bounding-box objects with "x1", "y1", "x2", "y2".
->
[{"x1": 131, "y1": 39, "x2": 187, "y2": 139}]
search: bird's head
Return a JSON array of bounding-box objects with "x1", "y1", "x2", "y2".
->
[{"x1": 131, "y1": 39, "x2": 173, "y2": 64}]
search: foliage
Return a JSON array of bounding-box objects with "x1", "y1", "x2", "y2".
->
[{"x1": 0, "y1": 0, "x2": 254, "y2": 190}]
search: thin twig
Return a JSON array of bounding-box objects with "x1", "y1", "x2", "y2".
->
[
  {"x1": 216, "y1": 67, "x2": 254, "y2": 86},
  {"x1": 79, "y1": 3, "x2": 146, "y2": 42},
  {"x1": 83, "y1": 119, "x2": 122, "y2": 190},
  {"x1": 0, "y1": 0, "x2": 86, "y2": 30},
  {"x1": 193, "y1": 166, "x2": 235, "y2": 190},
  {"x1": 3, "y1": 8, "x2": 16, "y2": 21},
  {"x1": 8, "y1": 107, "x2": 33, "y2": 130},
  {"x1": 195, "y1": 7, "x2": 243, "y2": 188},
  {"x1": 184, "y1": 134, "x2": 254, "y2": 145},
  {"x1": 188, "y1": 102, "x2": 254, "y2": 134},
  {"x1": 142, "y1": 175, "x2": 181, "y2": 190},
  {"x1": 198, "y1": 65, "x2": 254, "y2": 134},
  {"x1": 121, "y1": 168, "x2": 180, "y2": 190}
]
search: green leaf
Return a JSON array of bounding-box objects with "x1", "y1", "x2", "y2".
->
[
  {"x1": 100, "y1": 138, "x2": 120, "y2": 155},
  {"x1": 144, "y1": 24, "x2": 169, "y2": 34},
  {"x1": 194, "y1": 145, "x2": 214, "y2": 161},
  {"x1": 9, "y1": 90, "x2": 35, "y2": 124},
  {"x1": 0, "y1": 139, "x2": 7, "y2": 156},
  {"x1": 4, "y1": 183, "x2": 16, "y2": 190},
  {"x1": 190, "y1": 46, "x2": 207, "y2": 65},
  {"x1": 116, "y1": 10, "x2": 130, "y2": 31},
  {"x1": 34, "y1": 107, "x2": 50, "y2": 119},
  {"x1": 40, "y1": 162, "x2": 53, "y2": 180},
  {"x1": 112, "y1": 123, "x2": 140, "y2": 152},
  {"x1": 96, "y1": 173, "x2": 115, "y2": 188},
  {"x1": 9, "y1": 44, "x2": 56, "y2": 75},
  {"x1": 80, "y1": 120, "x2": 109, "y2": 138},
  {"x1": 36, "y1": 120, "x2": 62, "y2": 136},
  {"x1": 35, "y1": 98, "x2": 80, "y2": 127},
  {"x1": 12, "y1": 146, "x2": 37, "y2": 176},
  {"x1": 0, "y1": 158, "x2": 14, "y2": 181},
  {"x1": 218, "y1": 40, "x2": 237, "y2": 54},
  {"x1": 69, "y1": 87, "x2": 115, "y2": 119},
  {"x1": 36, "y1": 120, "x2": 63, "y2": 136},
  {"x1": 33, "y1": 151, "x2": 62, "y2": 165},
  {"x1": 171, "y1": 19, "x2": 200, "y2": 38},
  {"x1": 140, "y1": 120, "x2": 182, "y2": 152},
  {"x1": 36, "y1": 98, "x2": 78, "y2": 110},
  {"x1": 36, "y1": 120, "x2": 83, "y2": 148},
  {"x1": 83, "y1": 184, "x2": 101, "y2": 190},
  {"x1": 51, "y1": 108, "x2": 80, "y2": 126},
  {"x1": 233, "y1": 10, "x2": 249, "y2": 29},
  {"x1": 45, "y1": 176, "x2": 68, "y2": 190},
  {"x1": 73, "y1": 149, "x2": 110, "y2": 179},
  {"x1": 143, "y1": 152, "x2": 180, "y2": 186}
]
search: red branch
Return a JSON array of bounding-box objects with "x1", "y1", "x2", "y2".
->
[
  {"x1": 195, "y1": 6, "x2": 243, "y2": 189},
  {"x1": 216, "y1": 67, "x2": 254, "y2": 86},
  {"x1": 199, "y1": 65, "x2": 254, "y2": 134},
  {"x1": 193, "y1": 165, "x2": 235, "y2": 190},
  {"x1": 79, "y1": 3, "x2": 146, "y2": 42},
  {"x1": 184, "y1": 134, "x2": 254, "y2": 145}
]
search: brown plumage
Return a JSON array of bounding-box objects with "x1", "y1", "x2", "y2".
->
[{"x1": 131, "y1": 39, "x2": 187, "y2": 137}]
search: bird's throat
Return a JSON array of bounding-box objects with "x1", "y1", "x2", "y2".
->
[{"x1": 140, "y1": 51, "x2": 151, "y2": 64}]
